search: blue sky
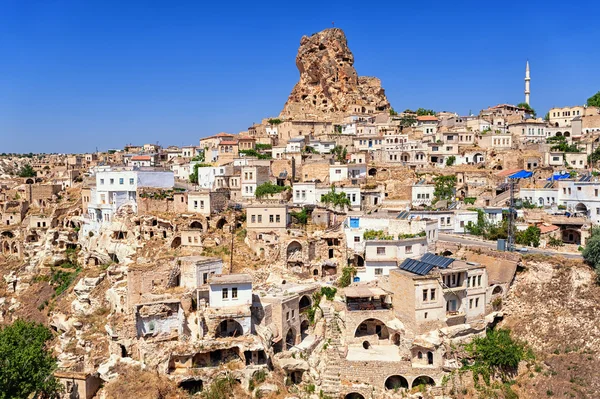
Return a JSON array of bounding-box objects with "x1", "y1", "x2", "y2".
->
[{"x1": 1, "y1": 0, "x2": 599, "y2": 153}]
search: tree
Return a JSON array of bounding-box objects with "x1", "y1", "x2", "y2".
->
[
  {"x1": 18, "y1": 164, "x2": 36, "y2": 178},
  {"x1": 517, "y1": 102, "x2": 536, "y2": 117},
  {"x1": 331, "y1": 145, "x2": 347, "y2": 163},
  {"x1": 433, "y1": 175, "x2": 456, "y2": 202},
  {"x1": 0, "y1": 320, "x2": 61, "y2": 399},
  {"x1": 254, "y1": 182, "x2": 287, "y2": 199},
  {"x1": 586, "y1": 91, "x2": 600, "y2": 108},
  {"x1": 267, "y1": 118, "x2": 282, "y2": 125},
  {"x1": 389, "y1": 108, "x2": 398, "y2": 116},
  {"x1": 446, "y1": 155, "x2": 456, "y2": 166},
  {"x1": 544, "y1": 112, "x2": 550, "y2": 122},
  {"x1": 416, "y1": 108, "x2": 435, "y2": 116},
  {"x1": 582, "y1": 227, "x2": 600, "y2": 281},
  {"x1": 320, "y1": 186, "x2": 351, "y2": 209},
  {"x1": 463, "y1": 328, "x2": 531, "y2": 385},
  {"x1": 399, "y1": 114, "x2": 417, "y2": 127},
  {"x1": 515, "y1": 226, "x2": 541, "y2": 247}
]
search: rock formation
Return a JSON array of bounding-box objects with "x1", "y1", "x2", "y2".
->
[{"x1": 280, "y1": 28, "x2": 390, "y2": 120}]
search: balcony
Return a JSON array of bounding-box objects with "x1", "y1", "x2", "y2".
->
[{"x1": 446, "y1": 311, "x2": 466, "y2": 326}]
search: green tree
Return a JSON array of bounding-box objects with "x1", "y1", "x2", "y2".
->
[
  {"x1": 18, "y1": 164, "x2": 36, "y2": 178},
  {"x1": 446, "y1": 155, "x2": 456, "y2": 166},
  {"x1": 290, "y1": 208, "x2": 309, "y2": 224},
  {"x1": 544, "y1": 112, "x2": 550, "y2": 122},
  {"x1": 255, "y1": 182, "x2": 287, "y2": 199},
  {"x1": 399, "y1": 114, "x2": 417, "y2": 127},
  {"x1": 586, "y1": 91, "x2": 600, "y2": 108},
  {"x1": 389, "y1": 108, "x2": 398, "y2": 116},
  {"x1": 433, "y1": 175, "x2": 456, "y2": 202},
  {"x1": 267, "y1": 118, "x2": 282, "y2": 125},
  {"x1": 331, "y1": 145, "x2": 347, "y2": 163},
  {"x1": 0, "y1": 320, "x2": 61, "y2": 399},
  {"x1": 321, "y1": 186, "x2": 351, "y2": 209},
  {"x1": 463, "y1": 328, "x2": 531, "y2": 385},
  {"x1": 517, "y1": 102, "x2": 536, "y2": 117},
  {"x1": 515, "y1": 226, "x2": 541, "y2": 247},
  {"x1": 582, "y1": 227, "x2": 600, "y2": 281},
  {"x1": 416, "y1": 108, "x2": 435, "y2": 116}
]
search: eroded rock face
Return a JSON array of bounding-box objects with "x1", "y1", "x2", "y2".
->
[{"x1": 281, "y1": 28, "x2": 390, "y2": 119}]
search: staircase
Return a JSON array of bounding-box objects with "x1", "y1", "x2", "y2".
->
[
  {"x1": 321, "y1": 305, "x2": 344, "y2": 397},
  {"x1": 492, "y1": 189, "x2": 512, "y2": 206}
]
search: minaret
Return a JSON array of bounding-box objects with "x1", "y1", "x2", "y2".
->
[{"x1": 524, "y1": 61, "x2": 530, "y2": 105}]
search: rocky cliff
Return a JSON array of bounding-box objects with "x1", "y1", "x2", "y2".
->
[{"x1": 280, "y1": 28, "x2": 390, "y2": 120}]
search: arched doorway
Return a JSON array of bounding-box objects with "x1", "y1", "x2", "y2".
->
[
  {"x1": 401, "y1": 153, "x2": 410, "y2": 162},
  {"x1": 556, "y1": 131, "x2": 562, "y2": 136},
  {"x1": 216, "y1": 218, "x2": 227, "y2": 230},
  {"x1": 300, "y1": 320, "x2": 310, "y2": 340},
  {"x1": 575, "y1": 203, "x2": 588, "y2": 214},
  {"x1": 299, "y1": 295, "x2": 311, "y2": 312},
  {"x1": 170, "y1": 237, "x2": 181, "y2": 249},
  {"x1": 564, "y1": 132, "x2": 571, "y2": 137},
  {"x1": 355, "y1": 255, "x2": 364, "y2": 267},
  {"x1": 285, "y1": 328, "x2": 296, "y2": 350},
  {"x1": 189, "y1": 221, "x2": 204, "y2": 231},
  {"x1": 474, "y1": 153, "x2": 484, "y2": 163},
  {"x1": 492, "y1": 286, "x2": 503, "y2": 295},
  {"x1": 441, "y1": 250, "x2": 453, "y2": 256},
  {"x1": 355, "y1": 319, "x2": 389, "y2": 340},
  {"x1": 287, "y1": 241, "x2": 302, "y2": 262},
  {"x1": 368, "y1": 168, "x2": 377, "y2": 177},
  {"x1": 385, "y1": 375, "x2": 408, "y2": 390},
  {"x1": 392, "y1": 333, "x2": 400, "y2": 346},
  {"x1": 412, "y1": 375, "x2": 435, "y2": 388},
  {"x1": 178, "y1": 379, "x2": 203, "y2": 394},
  {"x1": 216, "y1": 319, "x2": 243, "y2": 338},
  {"x1": 345, "y1": 393, "x2": 365, "y2": 399},
  {"x1": 427, "y1": 351, "x2": 434, "y2": 365}
]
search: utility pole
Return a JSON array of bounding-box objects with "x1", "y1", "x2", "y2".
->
[
  {"x1": 229, "y1": 214, "x2": 236, "y2": 273},
  {"x1": 507, "y1": 178, "x2": 516, "y2": 252}
]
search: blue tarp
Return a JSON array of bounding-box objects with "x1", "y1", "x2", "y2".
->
[
  {"x1": 547, "y1": 174, "x2": 570, "y2": 181},
  {"x1": 509, "y1": 170, "x2": 534, "y2": 179}
]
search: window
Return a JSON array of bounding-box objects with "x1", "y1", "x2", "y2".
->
[
  {"x1": 424, "y1": 312, "x2": 428, "y2": 319},
  {"x1": 222, "y1": 288, "x2": 228, "y2": 299},
  {"x1": 286, "y1": 311, "x2": 290, "y2": 320},
  {"x1": 374, "y1": 268, "x2": 383, "y2": 276},
  {"x1": 291, "y1": 309, "x2": 295, "y2": 318},
  {"x1": 251, "y1": 215, "x2": 256, "y2": 223},
  {"x1": 477, "y1": 275, "x2": 482, "y2": 286},
  {"x1": 110, "y1": 179, "x2": 114, "y2": 184},
  {"x1": 423, "y1": 289, "x2": 428, "y2": 301},
  {"x1": 258, "y1": 215, "x2": 262, "y2": 223},
  {"x1": 475, "y1": 298, "x2": 479, "y2": 308},
  {"x1": 354, "y1": 236, "x2": 360, "y2": 242},
  {"x1": 200, "y1": 200, "x2": 204, "y2": 209},
  {"x1": 578, "y1": 187, "x2": 582, "y2": 191},
  {"x1": 295, "y1": 190, "x2": 300, "y2": 198},
  {"x1": 194, "y1": 200, "x2": 198, "y2": 209},
  {"x1": 376, "y1": 247, "x2": 385, "y2": 255},
  {"x1": 430, "y1": 289, "x2": 436, "y2": 301},
  {"x1": 335, "y1": 169, "x2": 341, "y2": 174},
  {"x1": 469, "y1": 298, "x2": 473, "y2": 308},
  {"x1": 405, "y1": 245, "x2": 413, "y2": 254},
  {"x1": 269, "y1": 215, "x2": 274, "y2": 223},
  {"x1": 232, "y1": 287, "x2": 238, "y2": 299},
  {"x1": 100, "y1": 179, "x2": 104, "y2": 185},
  {"x1": 276, "y1": 215, "x2": 281, "y2": 223}
]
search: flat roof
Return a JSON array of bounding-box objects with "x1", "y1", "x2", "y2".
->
[{"x1": 209, "y1": 274, "x2": 252, "y2": 285}]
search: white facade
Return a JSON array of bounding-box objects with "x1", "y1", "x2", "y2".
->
[
  {"x1": 292, "y1": 182, "x2": 361, "y2": 209},
  {"x1": 411, "y1": 185, "x2": 435, "y2": 206},
  {"x1": 358, "y1": 238, "x2": 428, "y2": 282},
  {"x1": 209, "y1": 280, "x2": 252, "y2": 308},
  {"x1": 87, "y1": 167, "x2": 174, "y2": 223}
]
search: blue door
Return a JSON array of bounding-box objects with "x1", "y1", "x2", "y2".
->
[{"x1": 349, "y1": 217, "x2": 359, "y2": 228}]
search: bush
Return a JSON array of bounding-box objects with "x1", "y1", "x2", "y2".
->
[
  {"x1": 337, "y1": 267, "x2": 356, "y2": 288},
  {"x1": 255, "y1": 182, "x2": 286, "y2": 199},
  {"x1": 363, "y1": 229, "x2": 394, "y2": 240}
]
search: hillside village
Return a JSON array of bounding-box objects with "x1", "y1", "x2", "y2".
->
[{"x1": 1, "y1": 28, "x2": 600, "y2": 399}]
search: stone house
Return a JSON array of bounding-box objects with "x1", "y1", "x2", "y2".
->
[
  {"x1": 1, "y1": 201, "x2": 28, "y2": 226},
  {"x1": 187, "y1": 190, "x2": 229, "y2": 216},
  {"x1": 384, "y1": 254, "x2": 488, "y2": 333},
  {"x1": 246, "y1": 204, "x2": 289, "y2": 234},
  {"x1": 204, "y1": 274, "x2": 253, "y2": 338},
  {"x1": 55, "y1": 371, "x2": 101, "y2": 399},
  {"x1": 135, "y1": 299, "x2": 185, "y2": 339},
  {"x1": 241, "y1": 165, "x2": 270, "y2": 198},
  {"x1": 358, "y1": 237, "x2": 428, "y2": 282}
]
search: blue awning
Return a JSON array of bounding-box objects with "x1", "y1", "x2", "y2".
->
[
  {"x1": 547, "y1": 174, "x2": 570, "y2": 181},
  {"x1": 509, "y1": 170, "x2": 533, "y2": 179}
]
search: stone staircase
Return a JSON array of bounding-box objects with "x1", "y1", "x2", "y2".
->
[{"x1": 321, "y1": 305, "x2": 344, "y2": 398}]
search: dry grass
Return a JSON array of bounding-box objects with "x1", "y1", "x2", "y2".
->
[{"x1": 103, "y1": 364, "x2": 187, "y2": 399}]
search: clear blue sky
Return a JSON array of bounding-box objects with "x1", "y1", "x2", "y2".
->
[{"x1": 2, "y1": 0, "x2": 599, "y2": 154}]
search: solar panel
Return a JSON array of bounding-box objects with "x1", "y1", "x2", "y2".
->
[
  {"x1": 420, "y1": 253, "x2": 454, "y2": 268},
  {"x1": 397, "y1": 210, "x2": 409, "y2": 219},
  {"x1": 580, "y1": 175, "x2": 591, "y2": 182},
  {"x1": 399, "y1": 258, "x2": 435, "y2": 276}
]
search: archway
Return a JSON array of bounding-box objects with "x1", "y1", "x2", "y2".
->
[
  {"x1": 368, "y1": 168, "x2": 377, "y2": 177},
  {"x1": 299, "y1": 295, "x2": 311, "y2": 312},
  {"x1": 216, "y1": 319, "x2": 244, "y2": 338},
  {"x1": 556, "y1": 132, "x2": 563, "y2": 136},
  {"x1": 401, "y1": 153, "x2": 410, "y2": 162},
  {"x1": 189, "y1": 221, "x2": 204, "y2": 231},
  {"x1": 287, "y1": 241, "x2": 303, "y2": 261},
  {"x1": 427, "y1": 351, "x2": 434, "y2": 365},
  {"x1": 2, "y1": 241, "x2": 10, "y2": 254},
  {"x1": 492, "y1": 285, "x2": 503, "y2": 295},
  {"x1": 392, "y1": 333, "x2": 400, "y2": 346},
  {"x1": 300, "y1": 320, "x2": 310, "y2": 340},
  {"x1": 216, "y1": 218, "x2": 227, "y2": 230},
  {"x1": 285, "y1": 328, "x2": 296, "y2": 350},
  {"x1": 562, "y1": 229, "x2": 581, "y2": 244},
  {"x1": 25, "y1": 178, "x2": 34, "y2": 184},
  {"x1": 355, "y1": 318, "x2": 389, "y2": 340},
  {"x1": 564, "y1": 132, "x2": 571, "y2": 137},
  {"x1": 441, "y1": 250, "x2": 453, "y2": 256},
  {"x1": 178, "y1": 379, "x2": 203, "y2": 395},
  {"x1": 474, "y1": 153, "x2": 484, "y2": 163},
  {"x1": 355, "y1": 255, "x2": 364, "y2": 267},
  {"x1": 385, "y1": 375, "x2": 408, "y2": 390},
  {"x1": 1, "y1": 231, "x2": 14, "y2": 239},
  {"x1": 412, "y1": 375, "x2": 435, "y2": 388},
  {"x1": 345, "y1": 393, "x2": 365, "y2": 399},
  {"x1": 575, "y1": 203, "x2": 588, "y2": 214},
  {"x1": 170, "y1": 237, "x2": 181, "y2": 249}
]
